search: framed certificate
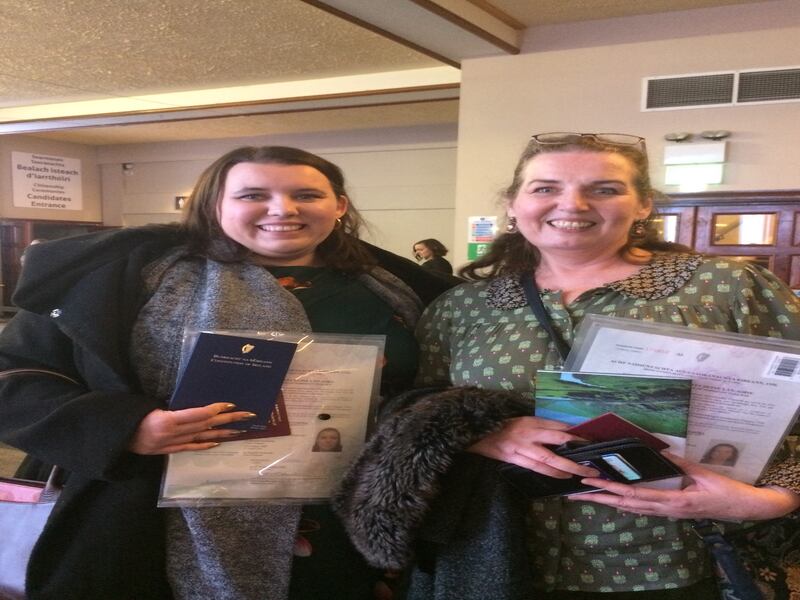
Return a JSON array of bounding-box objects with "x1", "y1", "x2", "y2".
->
[
  {"x1": 564, "y1": 315, "x2": 800, "y2": 484},
  {"x1": 159, "y1": 330, "x2": 384, "y2": 506}
]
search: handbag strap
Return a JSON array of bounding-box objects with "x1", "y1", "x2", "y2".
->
[
  {"x1": 0, "y1": 368, "x2": 79, "y2": 499},
  {"x1": 0, "y1": 368, "x2": 80, "y2": 386},
  {"x1": 519, "y1": 272, "x2": 571, "y2": 362},
  {"x1": 692, "y1": 520, "x2": 764, "y2": 600}
]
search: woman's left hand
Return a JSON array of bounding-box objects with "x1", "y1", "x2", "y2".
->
[{"x1": 572, "y1": 452, "x2": 800, "y2": 521}]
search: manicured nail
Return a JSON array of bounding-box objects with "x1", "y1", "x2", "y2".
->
[
  {"x1": 241, "y1": 412, "x2": 258, "y2": 419},
  {"x1": 222, "y1": 403, "x2": 237, "y2": 411},
  {"x1": 223, "y1": 430, "x2": 243, "y2": 437}
]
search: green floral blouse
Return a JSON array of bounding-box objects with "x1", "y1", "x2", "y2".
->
[{"x1": 416, "y1": 253, "x2": 800, "y2": 593}]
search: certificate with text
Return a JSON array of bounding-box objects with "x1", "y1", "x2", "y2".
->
[
  {"x1": 565, "y1": 315, "x2": 800, "y2": 484},
  {"x1": 159, "y1": 332, "x2": 384, "y2": 506}
]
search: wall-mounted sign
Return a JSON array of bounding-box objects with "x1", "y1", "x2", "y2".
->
[
  {"x1": 467, "y1": 216, "x2": 497, "y2": 260},
  {"x1": 11, "y1": 152, "x2": 82, "y2": 210}
]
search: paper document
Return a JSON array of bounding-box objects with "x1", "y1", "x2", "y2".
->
[
  {"x1": 565, "y1": 315, "x2": 800, "y2": 484},
  {"x1": 160, "y1": 332, "x2": 383, "y2": 505}
]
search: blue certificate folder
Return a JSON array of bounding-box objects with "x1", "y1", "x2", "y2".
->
[{"x1": 169, "y1": 332, "x2": 298, "y2": 436}]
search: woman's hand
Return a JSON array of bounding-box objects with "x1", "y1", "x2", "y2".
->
[
  {"x1": 468, "y1": 416, "x2": 600, "y2": 479},
  {"x1": 573, "y1": 452, "x2": 800, "y2": 520},
  {"x1": 129, "y1": 402, "x2": 256, "y2": 455}
]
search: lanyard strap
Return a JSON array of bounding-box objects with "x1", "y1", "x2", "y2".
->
[{"x1": 519, "y1": 272, "x2": 571, "y2": 362}]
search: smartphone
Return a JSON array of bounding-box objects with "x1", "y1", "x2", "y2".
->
[{"x1": 600, "y1": 453, "x2": 643, "y2": 481}]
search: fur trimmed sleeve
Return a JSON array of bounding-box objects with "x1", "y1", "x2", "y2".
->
[{"x1": 332, "y1": 386, "x2": 531, "y2": 569}]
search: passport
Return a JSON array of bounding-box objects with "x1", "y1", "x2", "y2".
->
[
  {"x1": 169, "y1": 332, "x2": 297, "y2": 439},
  {"x1": 567, "y1": 412, "x2": 669, "y2": 451}
]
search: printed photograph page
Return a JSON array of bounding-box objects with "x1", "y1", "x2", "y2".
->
[
  {"x1": 161, "y1": 339, "x2": 381, "y2": 503},
  {"x1": 569, "y1": 323, "x2": 800, "y2": 484},
  {"x1": 535, "y1": 371, "x2": 690, "y2": 454}
]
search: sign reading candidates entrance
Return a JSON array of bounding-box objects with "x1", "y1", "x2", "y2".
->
[{"x1": 11, "y1": 152, "x2": 82, "y2": 210}]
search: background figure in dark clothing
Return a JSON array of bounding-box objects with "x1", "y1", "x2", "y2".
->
[{"x1": 413, "y1": 238, "x2": 453, "y2": 275}]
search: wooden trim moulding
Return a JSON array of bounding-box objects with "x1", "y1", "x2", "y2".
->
[
  {"x1": 300, "y1": 0, "x2": 460, "y2": 67},
  {"x1": 659, "y1": 190, "x2": 800, "y2": 207},
  {"x1": 409, "y1": 0, "x2": 520, "y2": 54},
  {"x1": 0, "y1": 84, "x2": 460, "y2": 134}
]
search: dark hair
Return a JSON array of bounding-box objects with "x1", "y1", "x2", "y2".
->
[
  {"x1": 701, "y1": 443, "x2": 739, "y2": 466},
  {"x1": 459, "y1": 137, "x2": 690, "y2": 280},
  {"x1": 312, "y1": 427, "x2": 342, "y2": 452},
  {"x1": 413, "y1": 238, "x2": 448, "y2": 257},
  {"x1": 181, "y1": 146, "x2": 376, "y2": 273}
]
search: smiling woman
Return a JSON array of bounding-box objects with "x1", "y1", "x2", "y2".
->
[
  {"x1": 336, "y1": 133, "x2": 800, "y2": 600},
  {"x1": 217, "y1": 162, "x2": 347, "y2": 267},
  {"x1": 183, "y1": 146, "x2": 374, "y2": 273},
  {"x1": 0, "y1": 145, "x2": 457, "y2": 600}
]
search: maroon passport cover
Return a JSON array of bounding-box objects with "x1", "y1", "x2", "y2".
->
[{"x1": 567, "y1": 412, "x2": 669, "y2": 451}]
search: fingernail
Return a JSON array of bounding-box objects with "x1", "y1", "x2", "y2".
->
[
  {"x1": 242, "y1": 412, "x2": 258, "y2": 419},
  {"x1": 207, "y1": 442, "x2": 221, "y2": 448},
  {"x1": 223, "y1": 430, "x2": 243, "y2": 437},
  {"x1": 223, "y1": 403, "x2": 237, "y2": 411}
]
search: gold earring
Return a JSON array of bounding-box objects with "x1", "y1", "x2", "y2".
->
[{"x1": 505, "y1": 217, "x2": 518, "y2": 234}]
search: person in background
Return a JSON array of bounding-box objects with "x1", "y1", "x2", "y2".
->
[
  {"x1": 337, "y1": 132, "x2": 800, "y2": 600},
  {"x1": 0, "y1": 146, "x2": 455, "y2": 600},
  {"x1": 412, "y1": 238, "x2": 453, "y2": 275}
]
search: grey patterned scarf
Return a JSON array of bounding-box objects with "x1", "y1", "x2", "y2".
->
[
  {"x1": 132, "y1": 248, "x2": 311, "y2": 600},
  {"x1": 131, "y1": 247, "x2": 423, "y2": 600}
]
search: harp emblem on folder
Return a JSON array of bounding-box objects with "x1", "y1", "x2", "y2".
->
[{"x1": 241, "y1": 344, "x2": 255, "y2": 354}]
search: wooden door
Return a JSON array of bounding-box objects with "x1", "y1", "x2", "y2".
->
[
  {"x1": 693, "y1": 203, "x2": 798, "y2": 286},
  {"x1": 665, "y1": 191, "x2": 800, "y2": 291}
]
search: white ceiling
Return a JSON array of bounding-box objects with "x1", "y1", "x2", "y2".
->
[{"x1": 0, "y1": 0, "x2": 767, "y2": 145}]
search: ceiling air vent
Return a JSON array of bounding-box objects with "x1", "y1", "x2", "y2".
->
[
  {"x1": 645, "y1": 73, "x2": 735, "y2": 110},
  {"x1": 738, "y1": 67, "x2": 800, "y2": 103}
]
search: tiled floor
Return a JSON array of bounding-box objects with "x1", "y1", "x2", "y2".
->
[{"x1": 0, "y1": 442, "x2": 25, "y2": 477}]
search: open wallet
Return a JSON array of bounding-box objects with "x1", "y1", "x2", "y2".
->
[{"x1": 496, "y1": 437, "x2": 685, "y2": 498}]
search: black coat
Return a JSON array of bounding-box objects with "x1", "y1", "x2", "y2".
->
[
  {"x1": 0, "y1": 225, "x2": 456, "y2": 600},
  {"x1": 420, "y1": 256, "x2": 453, "y2": 275}
]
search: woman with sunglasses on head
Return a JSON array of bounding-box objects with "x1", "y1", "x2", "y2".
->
[
  {"x1": 0, "y1": 146, "x2": 456, "y2": 600},
  {"x1": 336, "y1": 133, "x2": 800, "y2": 600}
]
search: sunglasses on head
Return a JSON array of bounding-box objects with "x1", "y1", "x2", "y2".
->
[{"x1": 531, "y1": 132, "x2": 646, "y2": 152}]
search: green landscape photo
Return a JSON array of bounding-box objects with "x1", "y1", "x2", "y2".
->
[{"x1": 534, "y1": 371, "x2": 691, "y2": 437}]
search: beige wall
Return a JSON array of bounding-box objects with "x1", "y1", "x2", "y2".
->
[
  {"x1": 453, "y1": 0, "x2": 800, "y2": 266},
  {"x1": 96, "y1": 125, "x2": 457, "y2": 260},
  {"x1": 0, "y1": 134, "x2": 102, "y2": 222}
]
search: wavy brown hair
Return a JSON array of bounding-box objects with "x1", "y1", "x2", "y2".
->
[
  {"x1": 413, "y1": 238, "x2": 448, "y2": 258},
  {"x1": 460, "y1": 137, "x2": 690, "y2": 280},
  {"x1": 181, "y1": 146, "x2": 376, "y2": 273}
]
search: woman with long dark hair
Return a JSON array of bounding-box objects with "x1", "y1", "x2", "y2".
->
[{"x1": 0, "y1": 146, "x2": 455, "y2": 600}]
